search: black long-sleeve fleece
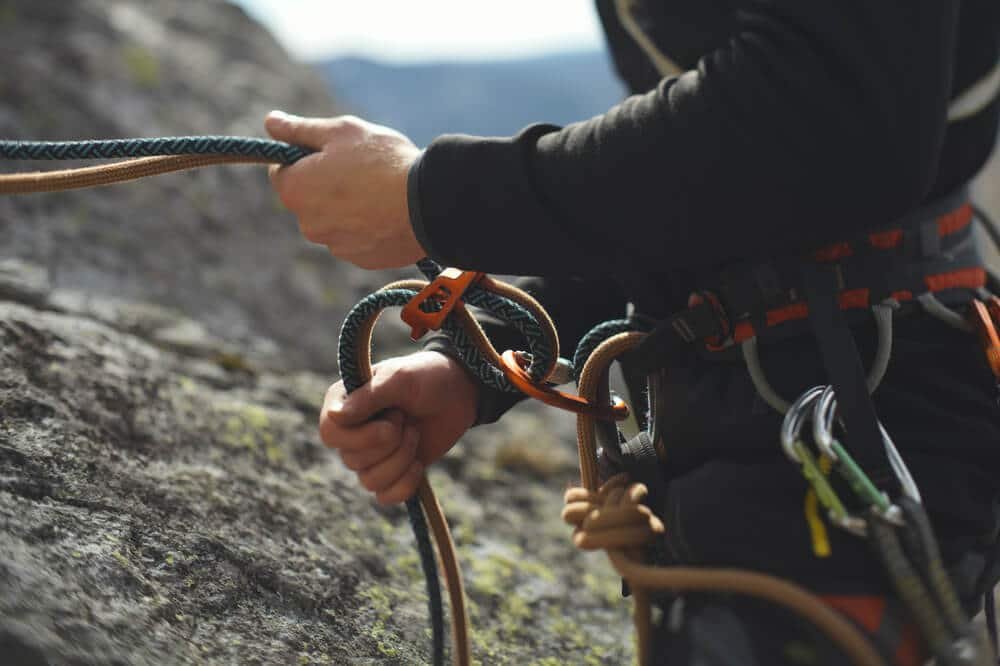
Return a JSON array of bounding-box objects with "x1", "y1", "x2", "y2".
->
[{"x1": 409, "y1": 1, "x2": 997, "y2": 279}]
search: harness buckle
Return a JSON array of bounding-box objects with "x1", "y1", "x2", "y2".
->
[
  {"x1": 498, "y1": 350, "x2": 629, "y2": 421},
  {"x1": 400, "y1": 268, "x2": 485, "y2": 341},
  {"x1": 969, "y1": 298, "x2": 1000, "y2": 379}
]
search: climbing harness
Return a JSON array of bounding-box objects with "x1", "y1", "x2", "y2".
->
[{"x1": 3, "y1": 137, "x2": 999, "y2": 665}]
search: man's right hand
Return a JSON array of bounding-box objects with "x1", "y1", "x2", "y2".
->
[{"x1": 320, "y1": 351, "x2": 479, "y2": 505}]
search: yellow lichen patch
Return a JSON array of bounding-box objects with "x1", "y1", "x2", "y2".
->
[
  {"x1": 358, "y1": 585, "x2": 404, "y2": 658},
  {"x1": 493, "y1": 428, "x2": 574, "y2": 478},
  {"x1": 582, "y1": 569, "x2": 622, "y2": 607},
  {"x1": 0, "y1": 3, "x2": 16, "y2": 26},
  {"x1": 214, "y1": 352, "x2": 254, "y2": 373},
  {"x1": 122, "y1": 45, "x2": 160, "y2": 88},
  {"x1": 217, "y1": 402, "x2": 294, "y2": 464}
]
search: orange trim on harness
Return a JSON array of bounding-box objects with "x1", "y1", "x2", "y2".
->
[
  {"x1": 729, "y1": 268, "x2": 986, "y2": 344},
  {"x1": 970, "y1": 298, "x2": 1000, "y2": 379},
  {"x1": 400, "y1": 268, "x2": 485, "y2": 340},
  {"x1": 814, "y1": 203, "x2": 973, "y2": 260},
  {"x1": 925, "y1": 267, "x2": 985, "y2": 293},
  {"x1": 497, "y1": 350, "x2": 629, "y2": 421}
]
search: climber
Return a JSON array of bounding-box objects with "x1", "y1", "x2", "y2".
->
[{"x1": 266, "y1": 1, "x2": 1000, "y2": 663}]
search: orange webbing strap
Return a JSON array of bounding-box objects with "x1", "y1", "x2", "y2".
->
[
  {"x1": 569, "y1": 331, "x2": 886, "y2": 666},
  {"x1": 970, "y1": 297, "x2": 1000, "y2": 379},
  {"x1": 0, "y1": 154, "x2": 279, "y2": 194},
  {"x1": 731, "y1": 268, "x2": 987, "y2": 344},
  {"x1": 823, "y1": 596, "x2": 926, "y2": 666}
]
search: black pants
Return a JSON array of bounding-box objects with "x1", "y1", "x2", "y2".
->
[{"x1": 637, "y1": 311, "x2": 1000, "y2": 664}]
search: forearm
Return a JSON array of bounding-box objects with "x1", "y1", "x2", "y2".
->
[{"x1": 410, "y1": 1, "x2": 960, "y2": 277}]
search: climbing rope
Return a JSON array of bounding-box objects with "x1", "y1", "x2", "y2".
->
[
  {"x1": 0, "y1": 136, "x2": 559, "y2": 666},
  {"x1": 5, "y1": 136, "x2": 996, "y2": 665},
  {"x1": 0, "y1": 137, "x2": 312, "y2": 194}
]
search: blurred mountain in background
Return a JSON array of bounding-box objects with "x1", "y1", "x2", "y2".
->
[{"x1": 315, "y1": 51, "x2": 626, "y2": 147}]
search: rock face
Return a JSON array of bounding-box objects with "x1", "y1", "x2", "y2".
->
[
  {"x1": 0, "y1": 292, "x2": 631, "y2": 665},
  {"x1": 0, "y1": 1, "x2": 633, "y2": 664},
  {"x1": 0, "y1": 0, "x2": 402, "y2": 373}
]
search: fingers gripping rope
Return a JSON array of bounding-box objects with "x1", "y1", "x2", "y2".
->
[{"x1": 337, "y1": 269, "x2": 560, "y2": 666}]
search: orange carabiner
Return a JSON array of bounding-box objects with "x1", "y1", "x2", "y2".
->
[
  {"x1": 969, "y1": 299, "x2": 1000, "y2": 379},
  {"x1": 498, "y1": 350, "x2": 629, "y2": 421},
  {"x1": 400, "y1": 268, "x2": 485, "y2": 340}
]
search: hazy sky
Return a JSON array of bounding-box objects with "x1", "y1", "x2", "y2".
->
[{"x1": 232, "y1": 1, "x2": 605, "y2": 62}]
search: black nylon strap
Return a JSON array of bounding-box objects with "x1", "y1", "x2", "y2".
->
[
  {"x1": 801, "y1": 262, "x2": 898, "y2": 490},
  {"x1": 631, "y1": 301, "x2": 723, "y2": 373}
]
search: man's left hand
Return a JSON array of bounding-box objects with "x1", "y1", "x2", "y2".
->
[{"x1": 265, "y1": 111, "x2": 424, "y2": 269}]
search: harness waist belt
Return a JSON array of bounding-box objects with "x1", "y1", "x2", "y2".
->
[{"x1": 634, "y1": 190, "x2": 985, "y2": 370}]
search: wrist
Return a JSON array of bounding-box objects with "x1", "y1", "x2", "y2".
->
[{"x1": 420, "y1": 345, "x2": 480, "y2": 429}]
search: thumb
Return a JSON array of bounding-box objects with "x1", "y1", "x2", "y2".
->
[{"x1": 265, "y1": 110, "x2": 333, "y2": 149}]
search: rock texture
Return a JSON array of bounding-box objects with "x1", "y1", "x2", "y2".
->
[
  {"x1": 0, "y1": 287, "x2": 631, "y2": 665},
  {"x1": 0, "y1": 1, "x2": 632, "y2": 664},
  {"x1": 0, "y1": 0, "x2": 404, "y2": 373}
]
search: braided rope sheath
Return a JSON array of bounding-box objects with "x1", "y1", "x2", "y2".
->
[
  {"x1": 338, "y1": 287, "x2": 463, "y2": 666},
  {"x1": 0, "y1": 137, "x2": 311, "y2": 162},
  {"x1": 414, "y1": 258, "x2": 559, "y2": 387},
  {"x1": 0, "y1": 137, "x2": 312, "y2": 194},
  {"x1": 570, "y1": 327, "x2": 887, "y2": 666}
]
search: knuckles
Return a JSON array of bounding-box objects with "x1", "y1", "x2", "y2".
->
[{"x1": 376, "y1": 470, "x2": 420, "y2": 506}]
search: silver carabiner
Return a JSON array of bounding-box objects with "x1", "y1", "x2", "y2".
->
[
  {"x1": 780, "y1": 386, "x2": 826, "y2": 462},
  {"x1": 812, "y1": 385, "x2": 840, "y2": 461},
  {"x1": 810, "y1": 386, "x2": 922, "y2": 507}
]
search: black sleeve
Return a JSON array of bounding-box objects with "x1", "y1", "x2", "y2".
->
[
  {"x1": 423, "y1": 275, "x2": 628, "y2": 424},
  {"x1": 408, "y1": 1, "x2": 961, "y2": 277}
]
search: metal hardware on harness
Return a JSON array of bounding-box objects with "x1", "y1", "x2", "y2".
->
[
  {"x1": 812, "y1": 386, "x2": 921, "y2": 507},
  {"x1": 780, "y1": 387, "x2": 868, "y2": 536},
  {"x1": 498, "y1": 350, "x2": 629, "y2": 421},
  {"x1": 399, "y1": 268, "x2": 485, "y2": 340}
]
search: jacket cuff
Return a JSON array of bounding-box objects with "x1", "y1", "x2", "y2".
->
[{"x1": 407, "y1": 151, "x2": 441, "y2": 260}]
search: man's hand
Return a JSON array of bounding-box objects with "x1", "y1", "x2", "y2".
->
[
  {"x1": 320, "y1": 351, "x2": 479, "y2": 505},
  {"x1": 265, "y1": 111, "x2": 424, "y2": 269}
]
